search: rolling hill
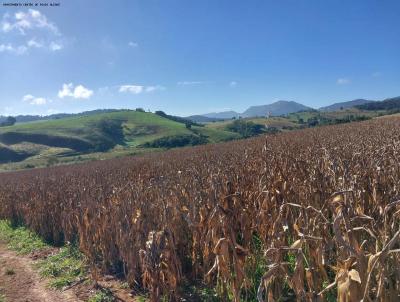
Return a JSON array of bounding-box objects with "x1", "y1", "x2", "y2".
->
[
  {"x1": 0, "y1": 109, "x2": 120, "y2": 124},
  {"x1": 319, "y1": 99, "x2": 374, "y2": 111},
  {"x1": 0, "y1": 110, "x2": 240, "y2": 169},
  {"x1": 355, "y1": 96, "x2": 400, "y2": 111}
]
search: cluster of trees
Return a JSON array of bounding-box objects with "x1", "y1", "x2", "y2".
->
[
  {"x1": 0, "y1": 116, "x2": 16, "y2": 127},
  {"x1": 226, "y1": 119, "x2": 266, "y2": 138},
  {"x1": 142, "y1": 134, "x2": 208, "y2": 148},
  {"x1": 93, "y1": 119, "x2": 125, "y2": 151}
]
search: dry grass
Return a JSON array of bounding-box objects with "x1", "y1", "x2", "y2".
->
[{"x1": 0, "y1": 117, "x2": 399, "y2": 301}]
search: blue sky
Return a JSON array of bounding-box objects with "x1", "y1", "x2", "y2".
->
[{"x1": 0, "y1": 0, "x2": 399, "y2": 116}]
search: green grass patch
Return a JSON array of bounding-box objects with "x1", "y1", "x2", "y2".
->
[
  {"x1": 37, "y1": 244, "x2": 86, "y2": 289},
  {"x1": 0, "y1": 220, "x2": 49, "y2": 254}
]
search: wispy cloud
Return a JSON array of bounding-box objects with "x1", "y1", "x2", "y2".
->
[
  {"x1": 0, "y1": 43, "x2": 27, "y2": 55},
  {"x1": 58, "y1": 83, "x2": 94, "y2": 99},
  {"x1": 337, "y1": 78, "x2": 350, "y2": 85},
  {"x1": 229, "y1": 81, "x2": 237, "y2": 88},
  {"x1": 2, "y1": 9, "x2": 59, "y2": 35},
  {"x1": 177, "y1": 81, "x2": 205, "y2": 86},
  {"x1": 22, "y1": 94, "x2": 51, "y2": 105},
  {"x1": 119, "y1": 84, "x2": 165, "y2": 94},
  {"x1": 27, "y1": 38, "x2": 43, "y2": 48},
  {"x1": 128, "y1": 41, "x2": 138, "y2": 48},
  {"x1": 119, "y1": 85, "x2": 143, "y2": 94},
  {"x1": 0, "y1": 9, "x2": 64, "y2": 55},
  {"x1": 49, "y1": 41, "x2": 63, "y2": 51},
  {"x1": 145, "y1": 85, "x2": 166, "y2": 92}
]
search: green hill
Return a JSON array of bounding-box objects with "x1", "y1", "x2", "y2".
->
[{"x1": 0, "y1": 110, "x2": 239, "y2": 170}]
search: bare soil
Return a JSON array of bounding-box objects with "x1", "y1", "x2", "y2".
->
[{"x1": 0, "y1": 241, "x2": 83, "y2": 302}]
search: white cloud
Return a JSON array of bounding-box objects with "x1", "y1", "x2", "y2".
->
[
  {"x1": 30, "y1": 97, "x2": 48, "y2": 105},
  {"x1": 2, "y1": 9, "x2": 59, "y2": 35},
  {"x1": 0, "y1": 43, "x2": 28, "y2": 55},
  {"x1": 177, "y1": 81, "x2": 204, "y2": 86},
  {"x1": 22, "y1": 94, "x2": 50, "y2": 105},
  {"x1": 145, "y1": 85, "x2": 166, "y2": 92},
  {"x1": 337, "y1": 78, "x2": 350, "y2": 85},
  {"x1": 0, "y1": 39, "x2": 63, "y2": 55},
  {"x1": 22, "y1": 94, "x2": 34, "y2": 101},
  {"x1": 0, "y1": 43, "x2": 14, "y2": 52},
  {"x1": 128, "y1": 41, "x2": 138, "y2": 48},
  {"x1": 0, "y1": 10, "x2": 63, "y2": 55},
  {"x1": 74, "y1": 85, "x2": 93, "y2": 99},
  {"x1": 2, "y1": 22, "x2": 11, "y2": 32},
  {"x1": 58, "y1": 83, "x2": 93, "y2": 99},
  {"x1": 27, "y1": 38, "x2": 43, "y2": 48},
  {"x1": 119, "y1": 84, "x2": 165, "y2": 94},
  {"x1": 49, "y1": 41, "x2": 63, "y2": 51},
  {"x1": 58, "y1": 83, "x2": 73, "y2": 98},
  {"x1": 229, "y1": 81, "x2": 237, "y2": 88},
  {"x1": 119, "y1": 85, "x2": 143, "y2": 94}
]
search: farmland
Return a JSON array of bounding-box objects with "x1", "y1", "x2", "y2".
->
[
  {"x1": 0, "y1": 110, "x2": 240, "y2": 171},
  {"x1": 0, "y1": 116, "x2": 400, "y2": 301},
  {"x1": 0, "y1": 106, "x2": 392, "y2": 172}
]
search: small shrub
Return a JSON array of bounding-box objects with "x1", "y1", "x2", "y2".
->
[{"x1": 88, "y1": 288, "x2": 115, "y2": 302}]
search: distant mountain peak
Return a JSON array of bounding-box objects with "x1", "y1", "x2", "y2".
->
[{"x1": 241, "y1": 100, "x2": 312, "y2": 117}]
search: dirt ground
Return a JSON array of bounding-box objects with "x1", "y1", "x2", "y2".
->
[{"x1": 0, "y1": 242, "x2": 83, "y2": 302}]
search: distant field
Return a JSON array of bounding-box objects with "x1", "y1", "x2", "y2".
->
[{"x1": 0, "y1": 110, "x2": 240, "y2": 170}]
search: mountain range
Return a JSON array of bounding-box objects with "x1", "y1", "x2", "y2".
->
[
  {"x1": 319, "y1": 99, "x2": 373, "y2": 112},
  {"x1": 188, "y1": 97, "x2": 397, "y2": 122},
  {"x1": 189, "y1": 100, "x2": 311, "y2": 121},
  {"x1": 1, "y1": 97, "x2": 399, "y2": 125}
]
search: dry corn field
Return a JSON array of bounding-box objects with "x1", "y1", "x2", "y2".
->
[{"x1": 1, "y1": 116, "x2": 400, "y2": 302}]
